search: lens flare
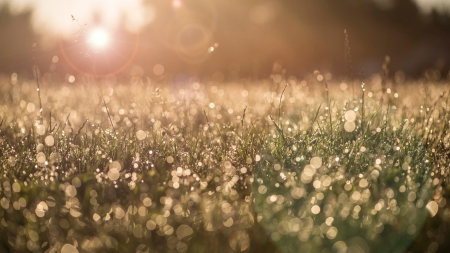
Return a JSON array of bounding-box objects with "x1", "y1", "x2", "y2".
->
[{"x1": 88, "y1": 28, "x2": 110, "y2": 49}]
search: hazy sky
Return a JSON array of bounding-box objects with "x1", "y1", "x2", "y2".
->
[
  {"x1": 0, "y1": 0, "x2": 448, "y2": 40},
  {"x1": 0, "y1": 0, "x2": 156, "y2": 38}
]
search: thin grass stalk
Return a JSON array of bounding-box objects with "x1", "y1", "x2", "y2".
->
[
  {"x1": 32, "y1": 42, "x2": 43, "y2": 123},
  {"x1": 91, "y1": 57, "x2": 115, "y2": 133},
  {"x1": 344, "y1": 30, "x2": 354, "y2": 100}
]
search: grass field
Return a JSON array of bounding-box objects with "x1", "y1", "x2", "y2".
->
[{"x1": 0, "y1": 73, "x2": 450, "y2": 253}]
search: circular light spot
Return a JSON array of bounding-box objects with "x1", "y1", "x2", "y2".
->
[
  {"x1": 108, "y1": 168, "x2": 120, "y2": 181},
  {"x1": 45, "y1": 135, "x2": 55, "y2": 146},
  {"x1": 344, "y1": 110, "x2": 357, "y2": 122},
  {"x1": 36, "y1": 152, "x2": 46, "y2": 163},
  {"x1": 326, "y1": 226, "x2": 338, "y2": 239},
  {"x1": 36, "y1": 124, "x2": 46, "y2": 135},
  {"x1": 146, "y1": 220, "x2": 157, "y2": 230},
  {"x1": 311, "y1": 205, "x2": 321, "y2": 214},
  {"x1": 176, "y1": 225, "x2": 194, "y2": 240},
  {"x1": 143, "y1": 197, "x2": 152, "y2": 207},
  {"x1": 61, "y1": 244, "x2": 79, "y2": 253},
  {"x1": 136, "y1": 130, "x2": 146, "y2": 140},
  {"x1": 332, "y1": 241, "x2": 347, "y2": 253},
  {"x1": 72, "y1": 177, "x2": 81, "y2": 188},
  {"x1": 258, "y1": 185, "x2": 267, "y2": 194},
  {"x1": 65, "y1": 185, "x2": 77, "y2": 197},
  {"x1": 166, "y1": 156, "x2": 174, "y2": 163},
  {"x1": 29, "y1": 230, "x2": 39, "y2": 241},
  {"x1": 93, "y1": 213, "x2": 101, "y2": 221},
  {"x1": 229, "y1": 230, "x2": 250, "y2": 251},
  {"x1": 109, "y1": 161, "x2": 122, "y2": 171},
  {"x1": 310, "y1": 157, "x2": 322, "y2": 169},
  {"x1": 407, "y1": 192, "x2": 417, "y2": 202},
  {"x1": 303, "y1": 165, "x2": 316, "y2": 177},
  {"x1": 426, "y1": 201, "x2": 438, "y2": 217},
  {"x1": 344, "y1": 121, "x2": 356, "y2": 132},
  {"x1": 359, "y1": 179, "x2": 368, "y2": 188},
  {"x1": 70, "y1": 208, "x2": 82, "y2": 217},
  {"x1": 12, "y1": 182, "x2": 20, "y2": 192},
  {"x1": 27, "y1": 103, "x2": 35, "y2": 113},
  {"x1": 223, "y1": 217, "x2": 234, "y2": 227},
  {"x1": 114, "y1": 207, "x2": 125, "y2": 219}
]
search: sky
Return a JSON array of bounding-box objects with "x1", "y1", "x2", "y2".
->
[
  {"x1": 0, "y1": 0, "x2": 448, "y2": 40},
  {"x1": 1, "y1": 0, "x2": 450, "y2": 79}
]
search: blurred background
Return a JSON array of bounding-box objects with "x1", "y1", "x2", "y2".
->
[{"x1": 0, "y1": 0, "x2": 450, "y2": 82}]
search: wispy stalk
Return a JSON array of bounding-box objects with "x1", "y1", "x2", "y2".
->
[
  {"x1": 278, "y1": 83, "x2": 288, "y2": 126},
  {"x1": 344, "y1": 30, "x2": 354, "y2": 100},
  {"x1": 241, "y1": 106, "x2": 247, "y2": 128},
  {"x1": 32, "y1": 42, "x2": 43, "y2": 123},
  {"x1": 325, "y1": 80, "x2": 333, "y2": 141},
  {"x1": 361, "y1": 69, "x2": 366, "y2": 137}
]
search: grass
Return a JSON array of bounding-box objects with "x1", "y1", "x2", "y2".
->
[{"x1": 0, "y1": 73, "x2": 449, "y2": 253}]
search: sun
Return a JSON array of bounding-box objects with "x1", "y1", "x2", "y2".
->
[{"x1": 88, "y1": 28, "x2": 110, "y2": 49}]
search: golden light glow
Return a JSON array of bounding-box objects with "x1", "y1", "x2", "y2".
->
[
  {"x1": 2, "y1": 0, "x2": 155, "y2": 38},
  {"x1": 88, "y1": 28, "x2": 110, "y2": 49}
]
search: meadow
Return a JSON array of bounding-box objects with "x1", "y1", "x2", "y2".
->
[{"x1": 0, "y1": 71, "x2": 449, "y2": 253}]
